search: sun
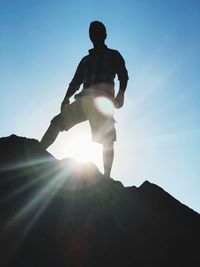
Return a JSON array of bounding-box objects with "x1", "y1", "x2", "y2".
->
[
  {"x1": 47, "y1": 96, "x2": 115, "y2": 171},
  {"x1": 48, "y1": 123, "x2": 103, "y2": 170},
  {"x1": 63, "y1": 134, "x2": 102, "y2": 164}
]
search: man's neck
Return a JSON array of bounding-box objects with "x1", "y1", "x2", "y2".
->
[{"x1": 93, "y1": 43, "x2": 106, "y2": 50}]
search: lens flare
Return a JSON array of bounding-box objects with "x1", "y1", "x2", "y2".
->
[{"x1": 95, "y1": 96, "x2": 114, "y2": 116}]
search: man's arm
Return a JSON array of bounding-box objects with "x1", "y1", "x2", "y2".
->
[
  {"x1": 61, "y1": 59, "x2": 85, "y2": 112},
  {"x1": 114, "y1": 52, "x2": 129, "y2": 109},
  {"x1": 115, "y1": 79, "x2": 128, "y2": 109},
  {"x1": 61, "y1": 85, "x2": 78, "y2": 112}
]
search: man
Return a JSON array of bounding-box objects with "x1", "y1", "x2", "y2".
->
[{"x1": 40, "y1": 21, "x2": 129, "y2": 178}]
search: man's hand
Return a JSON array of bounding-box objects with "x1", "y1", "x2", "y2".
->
[
  {"x1": 61, "y1": 98, "x2": 70, "y2": 113},
  {"x1": 114, "y1": 91, "x2": 124, "y2": 109}
]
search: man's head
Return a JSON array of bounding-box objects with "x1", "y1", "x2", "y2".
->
[{"x1": 89, "y1": 21, "x2": 107, "y2": 46}]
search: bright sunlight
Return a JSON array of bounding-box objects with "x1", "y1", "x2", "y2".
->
[{"x1": 48, "y1": 122, "x2": 103, "y2": 170}]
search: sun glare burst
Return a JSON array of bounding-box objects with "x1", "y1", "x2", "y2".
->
[
  {"x1": 65, "y1": 137, "x2": 101, "y2": 163},
  {"x1": 48, "y1": 125, "x2": 103, "y2": 171}
]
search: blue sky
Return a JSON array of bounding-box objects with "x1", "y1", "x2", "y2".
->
[{"x1": 1, "y1": 0, "x2": 200, "y2": 212}]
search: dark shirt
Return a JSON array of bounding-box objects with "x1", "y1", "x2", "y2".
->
[{"x1": 66, "y1": 45, "x2": 129, "y2": 97}]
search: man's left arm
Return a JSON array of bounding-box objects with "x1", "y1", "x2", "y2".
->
[
  {"x1": 115, "y1": 79, "x2": 128, "y2": 109},
  {"x1": 114, "y1": 52, "x2": 129, "y2": 109}
]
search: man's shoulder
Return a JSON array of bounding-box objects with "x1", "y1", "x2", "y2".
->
[
  {"x1": 106, "y1": 48, "x2": 125, "y2": 62},
  {"x1": 80, "y1": 47, "x2": 123, "y2": 62},
  {"x1": 106, "y1": 47, "x2": 121, "y2": 56}
]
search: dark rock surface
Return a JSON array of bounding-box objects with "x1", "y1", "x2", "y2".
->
[{"x1": 0, "y1": 135, "x2": 199, "y2": 266}]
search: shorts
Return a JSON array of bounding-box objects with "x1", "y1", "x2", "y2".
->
[{"x1": 51, "y1": 96, "x2": 116, "y2": 144}]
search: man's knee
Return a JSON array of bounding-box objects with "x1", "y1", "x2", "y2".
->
[{"x1": 103, "y1": 142, "x2": 114, "y2": 151}]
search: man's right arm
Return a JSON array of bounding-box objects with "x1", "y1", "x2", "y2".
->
[{"x1": 61, "y1": 59, "x2": 85, "y2": 112}]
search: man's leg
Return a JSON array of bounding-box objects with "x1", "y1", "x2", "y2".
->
[
  {"x1": 40, "y1": 99, "x2": 86, "y2": 150},
  {"x1": 40, "y1": 118, "x2": 61, "y2": 150},
  {"x1": 103, "y1": 142, "x2": 114, "y2": 178}
]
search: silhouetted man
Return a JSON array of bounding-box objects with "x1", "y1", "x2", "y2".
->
[{"x1": 40, "y1": 21, "x2": 129, "y2": 178}]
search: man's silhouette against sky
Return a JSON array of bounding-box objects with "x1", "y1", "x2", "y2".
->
[{"x1": 40, "y1": 21, "x2": 129, "y2": 178}]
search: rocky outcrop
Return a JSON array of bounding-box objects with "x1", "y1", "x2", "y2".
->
[{"x1": 0, "y1": 135, "x2": 199, "y2": 266}]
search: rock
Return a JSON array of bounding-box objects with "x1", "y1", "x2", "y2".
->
[{"x1": 0, "y1": 135, "x2": 199, "y2": 266}]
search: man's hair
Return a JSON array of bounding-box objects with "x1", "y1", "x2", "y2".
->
[{"x1": 89, "y1": 21, "x2": 107, "y2": 40}]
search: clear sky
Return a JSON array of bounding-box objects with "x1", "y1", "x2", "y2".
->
[{"x1": 1, "y1": 0, "x2": 200, "y2": 212}]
